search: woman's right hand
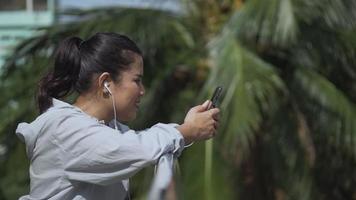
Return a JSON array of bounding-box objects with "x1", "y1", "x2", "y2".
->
[{"x1": 177, "y1": 100, "x2": 220, "y2": 144}]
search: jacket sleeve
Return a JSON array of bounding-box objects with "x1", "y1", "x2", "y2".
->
[{"x1": 54, "y1": 113, "x2": 185, "y2": 186}]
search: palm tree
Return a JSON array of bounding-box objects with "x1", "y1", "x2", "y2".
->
[
  {"x1": 197, "y1": 0, "x2": 356, "y2": 199},
  {"x1": 1, "y1": 0, "x2": 356, "y2": 199}
]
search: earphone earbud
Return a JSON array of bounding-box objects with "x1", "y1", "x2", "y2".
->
[{"x1": 104, "y1": 82, "x2": 112, "y2": 95}]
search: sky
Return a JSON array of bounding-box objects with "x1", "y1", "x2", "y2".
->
[{"x1": 59, "y1": 0, "x2": 181, "y2": 13}]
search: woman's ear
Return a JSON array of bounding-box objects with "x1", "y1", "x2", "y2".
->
[{"x1": 98, "y1": 72, "x2": 112, "y2": 95}]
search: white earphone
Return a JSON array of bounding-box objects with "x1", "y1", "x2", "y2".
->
[
  {"x1": 104, "y1": 82, "x2": 112, "y2": 95},
  {"x1": 104, "y1": 81, "x2": 118, "y2": 130}
]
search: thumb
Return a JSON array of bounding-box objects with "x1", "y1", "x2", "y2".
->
[{"x1": 197, "y1": 100, "x2": 210, "y2": 112}]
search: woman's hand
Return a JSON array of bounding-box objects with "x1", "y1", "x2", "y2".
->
[{"x1": 177, "y1": 100, "x2": 220, "y2": 144}]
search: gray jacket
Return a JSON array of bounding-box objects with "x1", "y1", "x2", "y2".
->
[{"x1": 15, "y1": 99, "x2": 185, "y2": 200}]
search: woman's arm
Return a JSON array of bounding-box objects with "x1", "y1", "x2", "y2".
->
[
  {"x1": 57, "y1": 101, "x2": 219, "y2": 186},
  {"x1": 57, "y1": 116, "x2": 184, "y2": 186}
]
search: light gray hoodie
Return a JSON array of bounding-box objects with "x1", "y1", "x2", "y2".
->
[{"x1": 15, "y1": 98, "x2": 185, "y2": 200}]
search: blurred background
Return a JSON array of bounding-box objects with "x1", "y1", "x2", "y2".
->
[{"x1": 0, "y1": 0, "x2": 356, "y2": 199}]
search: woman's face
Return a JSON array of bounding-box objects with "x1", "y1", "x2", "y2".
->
[{"x1": 111, "y1": 54, "x2": 145, "y2": 122}]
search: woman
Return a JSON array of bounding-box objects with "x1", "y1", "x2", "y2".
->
[{"x1": 16, "y1": 32, "x2": 220, "y2": 200}]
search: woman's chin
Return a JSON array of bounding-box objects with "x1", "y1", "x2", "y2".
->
[
  {"x1": 129, "y1": 112, "x2": 137, "y2": 121},
  {"x1": 119, "y1": 112, "x2": 137, "y2": 123}
]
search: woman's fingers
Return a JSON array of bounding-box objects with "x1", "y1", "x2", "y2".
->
[
  {"x1": 203, "y1": 109, "x2": 220, "y2": 138},
  {"x1": 201, "y1": 100, "x2": 210, "y2": 110},
  {"x1": 207, "y1": 101, "x2": 213, "y2": 110},
  {"x1": 213, "y1": 120, "x2": 219, "y2": 130},
  {"x1": 209, "y1": 108, "x2": 220, "y2": 116},
  {"x1": 193, "y1": 100, "x2": 212, "y2": 113},
  {"x1": 212, "y1": 112, "x2": 220, "y2": 121},
  {"x1": 208, "y1": 108, "x2": 220, "y2": 121}
]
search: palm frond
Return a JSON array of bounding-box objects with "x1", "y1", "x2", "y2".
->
[
  {"x1": 295, "y1": 0, "x2": 356, "y2": 29},
  {"x1": 293, "y1": 67, "x2": 356, "y2": 157},
  {"x1": 231, "y1": 0, "x2": 299, "y2": 48},
  {"x1": 203, "y1": 27, "x2": 286, "y2": 159}
]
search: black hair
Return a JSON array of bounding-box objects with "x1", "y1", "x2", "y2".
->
[{"x1": 37, "y1": 32, "x2": 142, "y2": 113}]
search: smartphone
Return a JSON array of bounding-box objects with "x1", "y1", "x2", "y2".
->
[{"x1": 210, "y1": 86, "x2": 223, "y2": 109}]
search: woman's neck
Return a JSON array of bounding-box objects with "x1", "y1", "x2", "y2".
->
[{"x1": 73, "y1": 94, "x2": 113, "y2": 123}]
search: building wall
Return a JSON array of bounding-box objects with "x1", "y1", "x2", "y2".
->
[{"x1": 0, "y1": 0, "x2": 55, "y2": 68}]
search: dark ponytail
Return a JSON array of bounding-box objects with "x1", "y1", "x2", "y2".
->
[
  {"x1": 36, "y1": 32, "x2": 142, "y2": 114},
  {"x1": 37, "y1": 37, "x2": 82, "y2": 113}
]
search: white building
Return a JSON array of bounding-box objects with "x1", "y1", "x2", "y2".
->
[{"x1": 0, "y1": 0, "x2": 56, "y2": 67}]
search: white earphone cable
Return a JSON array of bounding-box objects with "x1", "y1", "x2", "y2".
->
[
  {"x1": 184, "y1": 142, "x2": 194, "y2": 148},
  {"x1": 111, "y1": 95, "x2": 118, "y2": 131},
  {"x1": 105, "y1": 83, "x2": 131, "y2": 200}
]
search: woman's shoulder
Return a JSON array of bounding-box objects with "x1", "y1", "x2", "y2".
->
[{"x1": 26, "y1": 98, "x2": 98, "y2": 135}]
